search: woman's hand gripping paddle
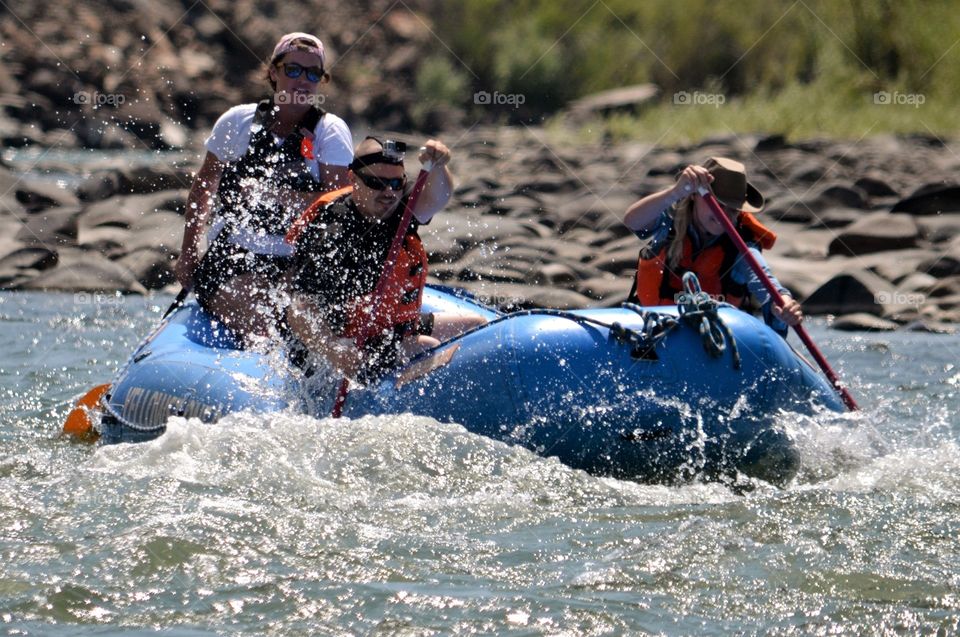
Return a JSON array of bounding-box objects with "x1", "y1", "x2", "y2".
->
[
  {"x1": 330, "y1": 160, "x2": 435, "y2": 418},
  {"x1": 61, "y1": 287, "x2": 193, "y2": 440},
  {"x1": 698, "y1": 188, "x2": 860, "y2": 411}
]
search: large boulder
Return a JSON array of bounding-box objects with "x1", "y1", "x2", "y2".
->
[
  {"x1": 15, "y1": 250, "x2": 147, "y2": 294},
  {"x1": 116, "y1": 248, "x2": 176, "y2": 290},
  {"x1": 15, "y1": 206, "x2": 82, "y2": 246},
  {"x1": 802, "y1": 269, "x2": 913, "y2": 316},
  {"x1": 830, "y1": 313, "x2": 899, "y2": 332},
  {"x1": 827, "y1": 212, "x2": 920, "y2": 256},
  {"x1": 891, "y1": 184, "x2": 960, "y2": 215},
  {"x1": 917, "y1": 247, "x2": 960, "y2": 278},
  {"x1": 15, "y1": 179, "x2": 79, "y2": 211}
]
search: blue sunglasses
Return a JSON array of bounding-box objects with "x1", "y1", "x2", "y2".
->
[{"x1": 278, "y1": 62, "x2": 324, "y2": 83}]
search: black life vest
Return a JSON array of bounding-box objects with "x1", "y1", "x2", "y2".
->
[
  {"x1": 215, "y1": 100, "x2": 325, "y2": 236},
  {"x1": 287, "y1": 191, "x2": 428, "y2": 340}
]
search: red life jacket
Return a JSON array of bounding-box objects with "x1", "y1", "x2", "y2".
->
[
  {"x1": 286, "y1": 188, "x2": 428, "y2": 339},
  {"x1": 632, "y1": 212, "x2": 776, "y2": 307}
]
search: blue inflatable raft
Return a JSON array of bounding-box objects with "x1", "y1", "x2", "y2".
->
[{"x1": 97, "y1": 285, "x2": 844, "y2": 484}]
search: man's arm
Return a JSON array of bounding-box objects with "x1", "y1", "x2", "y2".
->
[{"x1": 412, "y1": 139, "x2": 454, "y2": 223}]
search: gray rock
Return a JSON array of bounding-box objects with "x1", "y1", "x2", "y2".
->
[
  {"x1": 15, "y1": 206, "x2": 81, "y2": 245},
  {"x1": 916, "y1": 213, "x2": 960, "y2": 244},
  {"x1": 421, "y1": 212, "x2": 538, "y2": 263},
  {"x1": 806, "y1": 207, "x2": 862, "y2": 229},
  {"x1": 892, "y1": 184, "x2": 960, "y2": 215},
  {"x1": 828, "y1": 212, "x2": 920, "y2": 256},
  {"x1": 818, "y1": 184, "x2": 868, "y2": 209},
  {"x1": 0, "y1": 246, "x2": 58, "y2": 271},
  {"x1": 854, "y1": 175, "x2": 899, "y2": 198},
  {"x1": 118, "y1": 165, "x2": 193, "y2": 195},
  {"x1": 803, "y1": 269, "x2": 910, "y2": 316},
  {"x1": 77, "y1": 225, "x2": 131, "y2": 256},
  {"x1": 15, "y1": 250, "x2": 147, "y2": 294},
  {"x1": 577, "y1": 275, "x2": 629, "y2": 306},
  {"x1": 116, "y1": 248, "x2": 176, "y2": 290},
  {"x1": 917, "y1": 247, "x2": 960, "y2": 278},
  {"x1": 554, "y1": 190, "x2": 636, "y2": 233},
  {"x1": 126, "y1": 211, "x2": 185, "y2": 255},
  {"x1": 900, "y1": 320, "x2": 957, "y2": 334},
  {"x1": 76, "y1": 170, "x2": 124, "y2": 201},
  {"x1": 79, "y1": 191, "x2": 186, "y2": 229},
  {"x1": 830, "y1": 313, "x2": 899, "y2": 332},
  {"x1": 565, "y1": 84, "x2": 659, "y2": 120},
  {"x1": 588, "y1": 245, "x2": 640, "y2": 276},
  {"x1": 927, "y1": 276, "x2": 960, "y2": 298},
  {"x1": 15, "y1": 179, "x2": 79, "y2": 211}
]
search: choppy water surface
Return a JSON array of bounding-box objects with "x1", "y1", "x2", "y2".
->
[{"x1": 1, "y1": 291, "x2": 957, "y2": 635}]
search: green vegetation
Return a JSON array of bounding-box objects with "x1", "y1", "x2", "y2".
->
[{"x1": 431, "y1": 0, "x2": 960, "y2": 140}]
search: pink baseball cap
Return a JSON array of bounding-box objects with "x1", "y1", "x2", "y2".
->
[{"x1": 270, "y1": 32, "x2": 325, "y2": 68}]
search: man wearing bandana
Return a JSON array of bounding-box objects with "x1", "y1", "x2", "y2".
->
[{"x1": 285, "y1": 136, "x2": 485, "y2": 380}]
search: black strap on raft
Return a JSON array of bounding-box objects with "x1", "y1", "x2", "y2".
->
[
  {"x1": 608, "y1": 306, "x2": 677, "y2": 361},
  {"x1": 674, "y1": 272, "x2": 741, "y2": 369}
]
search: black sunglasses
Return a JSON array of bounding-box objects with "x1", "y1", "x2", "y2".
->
[
  {"x1": 355, "y1": 171, "x2": 406, "y2": 191},
  {"x1": 278, "y1": 62, "x2": 324, "y2": 83}
]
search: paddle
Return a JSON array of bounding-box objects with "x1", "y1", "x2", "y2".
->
[
  {"x1": 330, "y1": 159, "x2": 435, "y2": 418},
  {"x1": 62, "y1": 286, "x2": 193, "y2": 440},
  {"x1": 698, "y1": 188, "x2": 860, "y2": 411}
]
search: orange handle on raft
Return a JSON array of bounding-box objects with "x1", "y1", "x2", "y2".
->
[
  {"x1": 61, "y1": 288, "x2": 193, "y2": 440},
  {"x1": 62, "y1": 383, "x2": 110, "y2": 441},
  {"x1": 698, "y1": 188, "x2": 859, "y2": 411}
]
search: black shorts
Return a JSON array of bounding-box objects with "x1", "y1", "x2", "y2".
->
[{"x1": 194, "y1": 237, "x2": 293, "y2": 311}]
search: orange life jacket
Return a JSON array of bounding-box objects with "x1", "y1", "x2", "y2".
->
[
  {"x1": 632, "y1": 212, "x2": 776, "y2": 307},
  {"x1": 343, "y1": 232, "x2": 427, "y2": 340},
  {"x1": 286, "y1": 188, "x2": 428, "y2": 340},
  {"x1": 284, "y1": 185, "x2": 354, "y2": 245}
]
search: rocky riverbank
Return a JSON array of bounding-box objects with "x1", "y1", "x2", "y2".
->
[{"x1": 2, "y1": 128, "x2": 959, "y2": 332}]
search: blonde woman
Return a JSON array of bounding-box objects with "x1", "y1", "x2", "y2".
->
[{"x1": 623, "y1": 157, "x2": 802, "y2": 335}]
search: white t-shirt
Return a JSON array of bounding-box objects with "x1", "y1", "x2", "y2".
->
[{"x1": 204, "y1": 103, "x2": 353, "y2": 180}]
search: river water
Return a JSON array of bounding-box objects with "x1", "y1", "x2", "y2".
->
[{"x1": 1, "y1": 291, "x2": 957, "y2": 635}]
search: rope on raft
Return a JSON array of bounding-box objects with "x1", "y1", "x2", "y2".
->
[{"x1": 432, "y1": 273, "x2": 740, "y2": 370}]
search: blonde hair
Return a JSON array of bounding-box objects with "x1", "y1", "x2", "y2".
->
[{"x1": 665, "y1": 198, "x2": 694, "y2": 268}]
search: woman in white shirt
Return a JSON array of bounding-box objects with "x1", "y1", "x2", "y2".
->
[{"x1": 174, "y1": 32, "x2": 353, "y2": 342}]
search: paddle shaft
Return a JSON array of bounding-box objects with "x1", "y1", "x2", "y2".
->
[
  {"x1": 331, "y1": 163, "x2": 434, "y2": 417},
  {"x1": 698, "y1": 189, "x2": 859, "y2": 411}
]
